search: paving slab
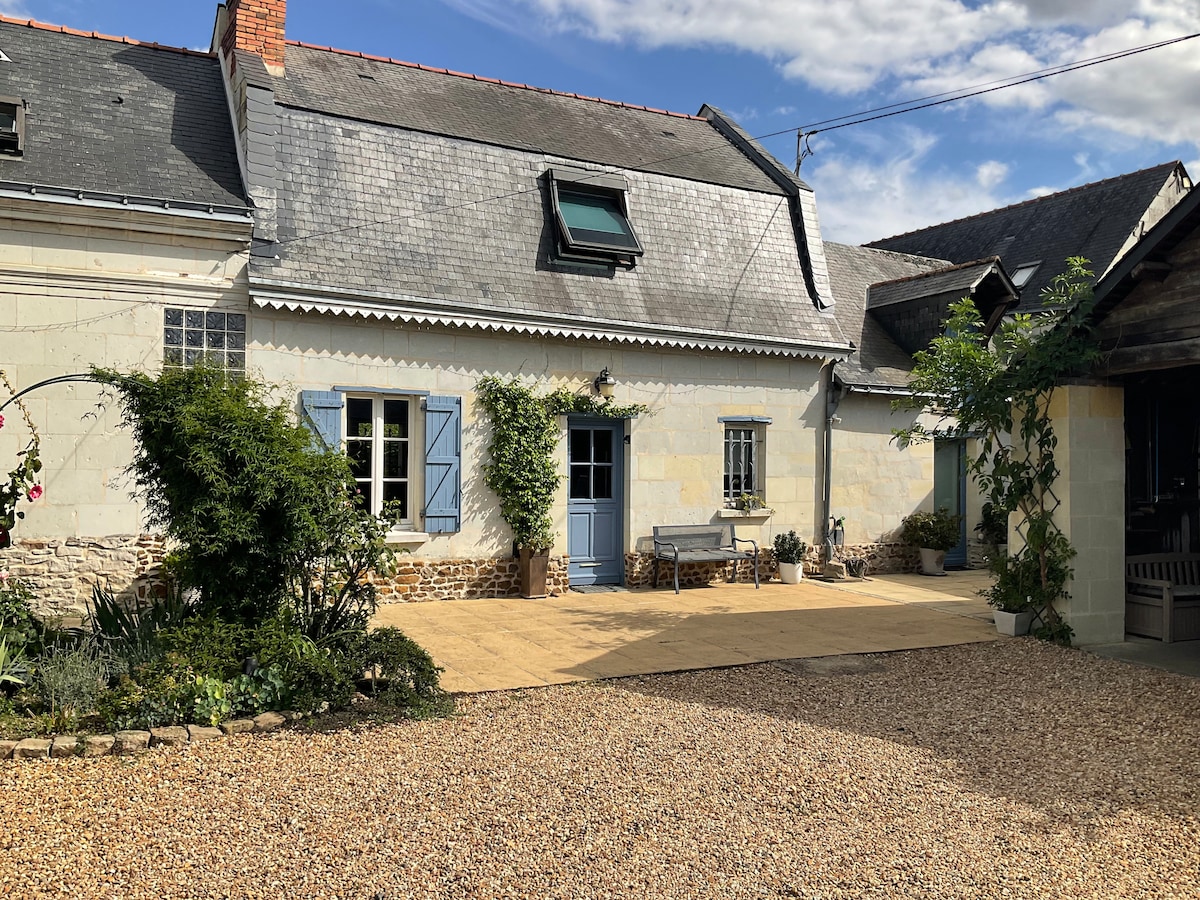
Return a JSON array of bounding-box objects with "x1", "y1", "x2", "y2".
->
[{"x1": 373, "y1": 573, "x2": 1000, "y2": 692}]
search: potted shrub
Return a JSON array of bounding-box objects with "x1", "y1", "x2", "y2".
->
[
  {"x1": 974, "y1": 502, "x2": 1008, "y2": 561},
  {"x1": 772, "y1": 531, "x2": 807, "y2": 584},
  {"x1": 900, "y1": 508, "x2": 962, "y2": 576},
  {"x1": 982, "y1": 551, "x2": 1045, "y2": 636}
]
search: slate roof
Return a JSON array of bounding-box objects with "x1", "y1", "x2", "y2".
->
[
  {"x1": 277, "y1": 43, "x2": 785, "y2": 196},
  {"x1": 868, "y1": 258, "x2": 1007, "y2": 309},
  {"x1": 866, "y1": 162, "x2": 1184, "y2": 311},
  {"x1": 0, "y1": 17, "x2": 246, "y2": 208},
  {"x1": 824, "y1": 243, "x2": 948, "y2": 389},
  {"x1": 247, "y1": 45, "x2": 847, "y2": 355}
]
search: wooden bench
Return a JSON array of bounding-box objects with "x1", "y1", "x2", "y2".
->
[
  {"x1": 652, "y1": 524, "x2": 759, "y2": 594},
  {"x1": 1126, "y1": 553, "x2": 1200, "y2": 643}
]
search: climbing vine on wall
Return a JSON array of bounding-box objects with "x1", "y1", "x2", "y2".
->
[
  {"x1": 475, "y1": 376, "x2": 649, "y2": 551},
  {"x1": 893, "y1": 258, "x2": 1101, "y2": 645},
  {"x1": 0, "y1": 370, "x2": 44, "y2": 549}
]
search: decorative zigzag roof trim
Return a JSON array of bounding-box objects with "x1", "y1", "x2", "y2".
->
[{"x1": 250, "y1": 286, "x2": 851, "y2": 362}]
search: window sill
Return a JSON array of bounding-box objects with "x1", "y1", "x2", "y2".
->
[
  {"x1": 717, "y1": 508, "x2": 774, "y2": 520},
  {"x1": 385, "y1": 531, "x2": 431, "y2": 546}
]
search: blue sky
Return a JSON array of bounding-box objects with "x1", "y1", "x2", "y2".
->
[{"x1": 3, "y1": 0, "x2": 1198, "y2": 243}]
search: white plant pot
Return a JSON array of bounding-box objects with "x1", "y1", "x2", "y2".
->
[
  {"x1": 918, "y1": 547, "x2": 947, "y2": 576},
  {"x1": 778, "y1": 561, "x2": 803, "y2": 584},
  {"x1": 994, "y1": 609, "x2": 1035, "y2": 636}
]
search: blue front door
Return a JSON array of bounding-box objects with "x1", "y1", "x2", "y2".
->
[
  {"x1": 934, "y1": 438, "x2": 969, "y2": 567},
  {"x1": 567, "y1": 419, "x2": 624, "y2": 585}
]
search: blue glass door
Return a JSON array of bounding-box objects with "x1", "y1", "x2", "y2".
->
[
  {"x1": 934, "y1": 438, "x2": 968, "y2": 567},
  {"x1": 567, "y1": 419, "x2": 624, "y2": 585}
]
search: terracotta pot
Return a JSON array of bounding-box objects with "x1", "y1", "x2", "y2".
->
[{"x1": 518, "y1": 547, "x2": 549, "y2": 599}]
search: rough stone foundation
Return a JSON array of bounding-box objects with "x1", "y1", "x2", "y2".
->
[
  {"x1": 1, "y1": 535, "x2": 168, "y2": 617},
  {"x1": 373, "y1": 556, "x2": 570, "y2": 603}
]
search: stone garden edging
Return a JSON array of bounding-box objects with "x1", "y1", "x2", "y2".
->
[{"x1": 0, "y1": 710, "x2": 300, "y2": 761}]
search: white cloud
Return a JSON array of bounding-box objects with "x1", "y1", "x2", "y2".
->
[
  {"x1": 803, "y1": 127, "x2": 1014, "y2": 244},
  {"x1": 447, "y1": 0, "x2": 1200, "y2": 160},
  {"x1": 0, "y1": 1, "x2": 30, "y2": 17},
  {"x1": 976, "y1": 160, "x2": 1009, "y2": 189}
]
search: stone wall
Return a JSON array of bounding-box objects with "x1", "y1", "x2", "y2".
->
[
  {"x1": 1, "y1": 535, "x2": 168, "y2": 617},
  {"x1": 374, "y1": 556, "x2": 570, "y2": 603},
  {"x1": 834, "y1": 542, "x2": 919, "y2": 575}
]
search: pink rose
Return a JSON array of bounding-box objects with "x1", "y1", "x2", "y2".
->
[
  {"x1": 27, "y1": 484, "x2": 43, "y2": 501},
  {"x1": 0, "y1": 413, "x2": 5, "y2": 428}
]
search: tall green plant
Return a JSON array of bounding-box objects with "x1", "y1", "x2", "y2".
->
[
  {"x1": 94, "y1": 364, "x2": 358, "y2": 623},
  {"x1": 893, "y1": 258, "x2": 1100, "y2": 644},
  {"x1": 475, "y1": 377, "x2": 647, "y2": 550}
]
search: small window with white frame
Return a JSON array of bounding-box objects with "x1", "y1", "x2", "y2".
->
[
  {"x1": 721, "y1": 416, "x2": 770, "y2": 506},
  {"x1": 0, "y1": 96, "x2": 25, "y2": 157},
  {"x1": 345, "y1": 395, "x2": 418, "y2": 525}
]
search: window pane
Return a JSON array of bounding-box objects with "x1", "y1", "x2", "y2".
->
[
  {"x1": 570, "y1": 429, "x2": 591, "y2": 463},
  {"x1": 206, "y1": 331, "x2": 225, "y2": 348},
  {"x1": 205, "y1": 311, "x2": 227, "y2": 331},
  {"x1": 569, "y1": 464, "x2": 591, "y2": 499},
  {"x1": 226, "y1": 331, "x2": 246, "y2": 350},
  {"x1": 164, "y1": 308, "x2": 183, "y2": 327},
  {"x1": 383, "y1": 440, "x2": 407, "y2": 478},
  {"x1": 185, "y1": 310, "x2": 204, "y2": 329},
  {"x1": 346, "y1": 398, "x2": 373, "y2": 438},
  {"x1": 593, "y1": 430, "x2": 613, "y2": 464},
  {"x1": 226, "y1": 352, "x2": 245, "y2": 370},
  {"x1": 226, "y1": 313, "x2": 246, "y2": 332},
  {"x1": 163, "y1": 347, "x2": 183, "y2": 366},
  {"x1": 354, "y1": 481, "x2": 372, "y2": 512},
  {"x1": 593, "y1": 466, "x2": 613, "y2": 500},
  {"x1": 346, "y1": 440, "x2": 371, "y2": 478},
  {"x1": 383, "y1": 481, "x2": 408, "y2": 520},
  {"x1": 163, "y1": 328, "x2": 183, "y2": 346},
  {"x1": 184, "y1": 348, "x2": 204, "y2": 366},
  {"x1": 185, "y1": 329, "x2": 204, "y2": 347},
  {"x1": 383, "y1": 399, "x2": 408, "y2": 438},
  {"x1": 560, "y1": 190, "x2": 635, "y2": 242}
]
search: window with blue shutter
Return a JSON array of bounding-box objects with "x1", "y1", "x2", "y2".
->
[
  {"x1": 424, "y1": 395, "x2": 462, "y2": 533},
  {"x1": 300, "y1": 390, "x2": 343, "y2": 451}
]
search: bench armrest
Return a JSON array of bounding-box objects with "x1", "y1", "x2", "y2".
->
[
  {"x1": 653, "y1": 539, "x2": 679, "y2": 558},
  {"x1": 732, "y1": 537, "x2": 758, "y2": 553},
  {"x1": 1127, "y1": 576, "x2": 1173, "y2": 600}
]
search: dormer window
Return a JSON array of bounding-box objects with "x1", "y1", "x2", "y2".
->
[
  {"x1": 0, "y1": 97, "x2": 25, "y2": 157},
  {"x1": 548, "y1": 167, "x2": 643, "y2": 267},
  {"x1": 1010, "y1": 261, "x2": 1040, "y2": 288}
]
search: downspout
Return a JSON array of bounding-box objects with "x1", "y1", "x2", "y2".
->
[{"x1": 822, "y1": 360, "x2": 846, "y2": 559}]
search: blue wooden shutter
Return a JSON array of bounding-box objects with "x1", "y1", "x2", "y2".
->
[
  {"x1": 300, "y1": 390, "x2": 343, "y2": 451},
  {"x1": 424, "y1": 395, "x2": 461, "y2": 533}
]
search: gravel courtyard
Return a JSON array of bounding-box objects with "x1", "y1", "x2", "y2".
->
[{"x1": 2, "y1": 639, "x2": 1198, "y2": 899}]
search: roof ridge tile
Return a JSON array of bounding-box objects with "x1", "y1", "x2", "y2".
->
[
  {"x1": 0, "y1": 12, "x2": 215, "y2": 58},
  {"x1": 284, "y1": 39, "x2": 707, "y2": 121}
]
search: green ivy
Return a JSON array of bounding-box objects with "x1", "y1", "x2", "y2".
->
[
  {"x1": 894, "y1": 257, "x2": 1100, "y2": 645},
  {"x1": 475, "y1": 377, "x2": 648, "y2": 550}
]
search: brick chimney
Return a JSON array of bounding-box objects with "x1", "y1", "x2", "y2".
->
[{"x1": 220, "y1": 0, "x2": 286, "y2": 73}]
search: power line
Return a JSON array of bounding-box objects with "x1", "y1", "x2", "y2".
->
[{"x1": 271, "y1": 30, "x2": 1199, "y2": 248}]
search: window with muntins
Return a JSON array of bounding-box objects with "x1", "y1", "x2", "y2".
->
[
  {"x1": 549, "y1": 167, "x2": 643, "y2": 266},
  {"x1": 345, "y1": 396, "x2": 414, "y2": 524},
  {"x1": 720, "y1": 417, "x2": 770, "y2": 506},
  {"x1": 163, "y1": 308, "x2": 246, "y2": 374}
]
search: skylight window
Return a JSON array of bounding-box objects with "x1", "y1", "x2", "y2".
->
[
  {"x1": 548, "y1": 167, "x2": 643, "y2": 266},
  {"x1": 1010, "y1": 261, "x2": 1040, "y2": 288},
  {"x1": 0, "y1": 97, "x2": 25, "y2": 157}
]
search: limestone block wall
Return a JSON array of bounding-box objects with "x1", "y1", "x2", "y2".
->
[
  {"x1": 827, "y1": 394, "x2": 935, "y2": 546},
  {"x1": 253, "y1": 309, "x2": 831, "y2": 567},
  {"x1": 0, "y1": 207, "x2": 252, "y2": 543},
  {"x1": 1047, "y1": 384, "x2": 1126, "y2": 644}
]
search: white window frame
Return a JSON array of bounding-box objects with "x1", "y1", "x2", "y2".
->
[{"x1": 344, "y1": 394, "x2": 421, "y2": 528}]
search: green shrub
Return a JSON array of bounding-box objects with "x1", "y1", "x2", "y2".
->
[
  {"x1": 900, "y1": 508, "x2": 962, "y2": 551},
  {"x1": 160, "y1": 618, "x2": 250, "y2": 680},
  {"x1": 772, "y1": 531, "x2": 808, "y2": 565},
  {"x1": 0, "y1": 576, "x2": 42, "y2": 653},
  {"x1": 32, "y1": 638, "x2": 115, "y2": 728},
  {"x1": 87, "y1": 581, "x2": 192, "y2": 670},
  {"x1": 356, "y1": 627, "x2": 452, "y2": 718}
]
